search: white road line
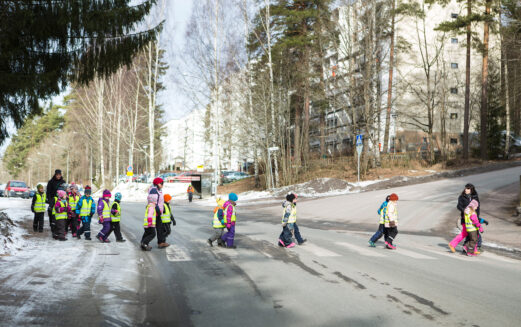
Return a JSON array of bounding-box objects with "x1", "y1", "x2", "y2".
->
[
  {"x1": 416, "y1": 245, "x2": 470, "y2": 261},
  {"x1": 297, "y1": 243, "x2": 341, "y2": 257},
  {"x1": 335, "y1": 242, "x2": 386, "y2": 257},
  {"x1": 165, "y1": 244, "x2": 191, "y2": 262},
  {"x1": 393, "y1": 247, "x2": 436, "y2": 260}
]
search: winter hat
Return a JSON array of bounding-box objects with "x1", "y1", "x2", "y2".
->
[
  {"x1": 229, "y1": 193, "x2": 238, "y2": 202},
  {"x1": 389, "y1": 193, "x2": 399, "y2": 201},
  {"x1": 286, "y1": 193, "x2": 296, "y2": 202},
  {"x1": 70, "y1": 183, "x2": 78, "y2": 191},
  {"x1": 115, "y1": 192, "x2": 122, "y2": 201},
  {"x1": 102, "y1": 189, "x2": 111, "y2": 198},
  {"x1": 84, "y1": 185, "x2": 92, "y2": 195},
  {"x1": 147, "y1": 193, "x2": 158, "y2": 204},
  {"x1": 164, "y1": 194, "x2": 172, "y2": 203},
  {"x1": 153, "y1": 177, "x2": 164, "y2": 185},
  {"x1": 467, "y1": 200, "x2": 479, "y2": 210},
  {"x1": 216, "y1": 197, "x2": 225, "y2": 207},
  {"x1": 37, "y1": 184, "x2": 44, "y2": 190},
  {"x1": 57, "y1": 190, "x2": 66, "y2": 198},
  {"x1": 55, "y1": 169, "x2": 62, "y2": 175}
]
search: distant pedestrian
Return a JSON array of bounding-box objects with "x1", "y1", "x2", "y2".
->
[
  {"x1": 187, "y1": 184, "x2": 194, "y2": 202},
  {"x1": 208, "y1": 197, "x2": 225, "y2": 247},
  {"x1": 462, "y1": 200, "x2": 482, "y2": 256},
  {"x1": 46, "y1": 169, "x2": 65, "y2": 238},
  {"x1": 368, "y1": 195, "x2": 390, "y2": 247},
  {"x1": 54, "y1": 190, "x2": 71, "y2": 241},
  {"x1": 449, "y1": 183, "x2": 482, "y2": 253},
  {"x1": 221, "y1": 193, "x2": 238, "y2": 249},
  {"x1": 76, "y1": 186, "x2": 96, "y2": 240},
  {"x1": 110, "y1": 192, "x2": 126, "y2": 242},
  {"x1": 31, "y1": 184, "x2": 46, "y2": 232},
  {"x1": 96, "y1": 189, "x2": 113, "y2": 243},
  {"x1": 279, "y1": 193, "x2": 297, "y2": 248},
  {"x1": 141, "y1": 193, "x2": 158, "y2": 251},
  {"x1": 384, "y1": 193, "x2": 399, "y2": 249}
]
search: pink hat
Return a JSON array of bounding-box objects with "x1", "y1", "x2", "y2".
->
[
  {"x1": 467, "y1": 200, "x2": 479, "y2": 210},
  {"x1": 57, "y1": 190, "x2": 66, "y2": 198}
]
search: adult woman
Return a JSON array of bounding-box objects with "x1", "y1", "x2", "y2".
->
[{"x1": 448, "y1": 183, "x2": 480, "y2": 252}]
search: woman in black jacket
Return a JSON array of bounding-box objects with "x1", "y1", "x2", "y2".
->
[{"x1": 448, "y1": 183, "x2": 480, "y2": 253}]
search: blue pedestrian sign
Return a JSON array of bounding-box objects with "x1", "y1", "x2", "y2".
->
[
  {"x1": 127, "y1": 165, "x2": 133, "y2": 172},
  {"x1": 356, "y1": 134, "x2": 363, "y2": 146}
]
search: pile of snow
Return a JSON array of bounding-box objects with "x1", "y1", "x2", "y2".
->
[
  {"x1": 0, "y1": 199, "x2": 31, "y2": 255},
  {"x1": 104, "y1": 182, "x2": 190, "y2": 203}
]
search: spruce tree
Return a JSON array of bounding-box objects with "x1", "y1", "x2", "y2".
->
[{"x1": 0, "y1": 0, "x2": 161, "y2": 143}]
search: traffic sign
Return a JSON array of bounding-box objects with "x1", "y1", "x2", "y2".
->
[
  {"x1": 126, "y1": 171, "x2": 133, "y2": 176},
  {"x1": 127, "y1": 165, "x2": 133, "y2": 172},
  {"x1": 356, "y1": 134, "x2": 363, "y2": 146}
]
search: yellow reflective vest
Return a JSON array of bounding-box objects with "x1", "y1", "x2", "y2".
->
[
  {"x1": 111, "y1": 202, "x2": 121, "y2": 222},
  {"x1": 79, "y1": 198, "x2": 93, "y2": 217},
  {"x1": 161, "y1": 204, "x2": 172, "y2": 223},
  {"x1": 144, "y1": 204, "x2": 156, "y2": 227},
  {"x1": 34, "y1": 193, "x2": 46, "y2": 213},
  {"x1": 55, "y1": 200, "x2": 68, "y2": 220},
  {"x1": 282, "y1": 204, "x2": 297, "y2": 224},
  {"x1": 464, "y1": 212, "x2": 478, "y2": 232},
  {"x1": 223, "y1": 204, "x2": 236, "y2": 224},
  {"x1": 213, "y1": 206, "x2": 225, "y2": 228},
  {"x1": 68, "y1": 195, "x2": 79, "y2": 211}
]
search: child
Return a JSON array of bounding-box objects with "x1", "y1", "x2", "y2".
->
[
  {"x1": 110, "y1": 192, "x2": 126, "y2": 242},
  {"x1": 31, "y1": 184, "x2": 46, "y2": 232},
  {"x1": 141, "y1": 193, "x2": 158, "y2": 251},
  {"x1": 208, "y1": 197, "x2": 225, "y2": 247},
  {"x1": 279, "y1": 193, "x2": 297, "y2": 248},
  {"x1": 187, "y1": 184, "x2": 194, "y2": 202},
  {"x1": 76, "y1": 185, "x2": 96, "y2": 240},
  {"x1": 96, "y1": 189, "x2": 113, "y2": 243},
  {"x1": 54, "y1": 190, "x2": 71, "y2": 241},
  {"x1": 369, "y1": 195, "x2": 390, "y2": 247},
  {"x1": 221, "y1": 193, "x2": 238, "y2": 249},
  {"x1": 66, "y1": 184, "x2": 81, "y2": 238},
  {"x1": 384, "y1": 193, "x2": 399, "y2": 250},
  {"x1": 463, "y1": 200, "x2": 482, "y2": 256},
  {"x1": 159, "y1": 193, "x2": 175, "y2": 248}
]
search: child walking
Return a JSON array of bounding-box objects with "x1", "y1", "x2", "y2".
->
[
  {"x1": 384, "y1": 193, "x2": 399, "y2": 250},
  {"x1": 221, "y1": 193, "x2": 238, "y2": 249},
  {"x1": 67, "y1": 184, "x2": 81, "y2": 237},
  {"x1": 76, "y1": 186, "x2": 96, "y2": 240},
  {"x1": 208, "y1": 197, "x2": 225, "y2": 247},
  {"x1": 159, "y1": 194, "x2": 175, "y2": 247},
  {"x1": 31, "y1": 184, "x2": 46, "y2": 232},
  {"x1": 141, "y1": 193, "x2": 158, "y2": 251},
  {"x1": 110, "y1": 192, "x2": 126, "y2": 242},
  {"x1": 96, "y1": 189, "x2": 113, "y2": 243},
  {"x1": 54, "y1": 190, "x2": 71, "y2": 241},
  {"x1": 279, "y1": 193, "x2": 297, "y2": 248},
  {"x1": 463, "y1": 200, "x2": 482, "y2": 256},
  {"x1": 369, "y1": 195, "x2": 390, "y2": 247}
]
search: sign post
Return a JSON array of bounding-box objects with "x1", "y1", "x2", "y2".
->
[
  {"x1": 126, "y1": 165, "x2": 133, "y2": 182},
  {"x1": 356, "y1": 135, "x2": 363, "y2": 183}
]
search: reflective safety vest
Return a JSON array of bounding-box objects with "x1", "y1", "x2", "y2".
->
[
  {"x1": 161, "y1": 204, "x2": 172, "y2": 223},
  {"x1": 144, "y1": 204, "x2": 157, "y2": 227},
  {"x1": 213, "y1": 206, "x2": 225, "y2": 228},
  {"x1": 377, "y1": 201, "x2": 388, "y2": 224},
  {"x1": 281, "y1": 204, "x2": 297, "y2": 224},
  {"x1": 223, "y1": 204, "x2": 236, "y2": 223},
  {"x1": 464, "y1": 212, "x2": 477, "y2": 232},
  {"x1": 34, "y1": 193, "x2": 46, "y2": 213},
  {"x1": 80, "y1": 198, "x2": 93, "y2": 217},
  {"x1": 101, "y1": 200, "x2": 111, "y2": 219},
  {"x1": 55, "y1": 200, "x2": 68, "y2": 220},
  {"x1": 111, "y1": 202, "x2": 121, "y2": 222},
  {"x1": 68, "y1": 195, "x2": 79, "y2": 211},
  {"x1": 52, "y1": 196, "x2": 58, "y2": 215}
]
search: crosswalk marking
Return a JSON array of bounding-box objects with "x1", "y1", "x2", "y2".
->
[
  {"x1": 335, "y1": 242, "x2": 386, "y2": 257},
  {"x1": 166, "y1": 244, "x2": 191, "y2": 262},
  {"x1": 297, "y1": 243, "x2": 341, "y2": 257},
  {"x1": 389, "y1": 247, "x2": 435, "y2": 260}
]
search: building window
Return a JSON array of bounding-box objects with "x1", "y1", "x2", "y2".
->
[
  {"x1": 450, "y1": 113, "x2": 458, "y2": 119},
  {"x1": 451, "y1": 63, "x2": 458, "y2": 69},
  {"x1": 451, "y1": 38, "x2": 458, "y2": 44},
  {"x1": 450, "y1": 138, "x2": 458, "y2": 144},
  {"x1": 450, "y1": 87, "x2": 458, "y2": 94},
  {"x1": 451, "y1": 13, "x2": 458, "y2": 19}
]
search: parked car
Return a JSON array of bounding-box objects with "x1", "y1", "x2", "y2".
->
[
  {"x1": 223, "y1": 172, "x2": 250, "y2": 184},
  {"x1": 0, "y1": 184, "x2": 6, "y2": 197},
  {"x1": 5, "y1": 180, "x2": 30, "y2": 199}
]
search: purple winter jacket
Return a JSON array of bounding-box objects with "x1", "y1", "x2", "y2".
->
[
  {"x1": 148, "y1": 186, "x2": 164, "y2": 215},
  {"x1": 97, "y1": 198, "x2": 112, "y2": 221}
]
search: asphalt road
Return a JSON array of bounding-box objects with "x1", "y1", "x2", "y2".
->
[{"x1": 1, "y1": 167, "x2": 521, "y2": 326}]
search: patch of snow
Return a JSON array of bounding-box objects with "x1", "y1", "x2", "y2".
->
[
  {"x1": 482, "y1": 241, "x2": 521, "y2": 253},
  {"x1": 0, "y1": 198, "x2": 31, "y2": 255},
  {"x1": 95, "y1": 182, "x2": 190, "y2": 203},
  {"x1": 424, "y1": 169, "x2": 437, "y2": 173}
]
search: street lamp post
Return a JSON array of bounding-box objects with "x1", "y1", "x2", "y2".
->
[{"x1": 37, "y1": 152, "x2": 51, "y2": 178}]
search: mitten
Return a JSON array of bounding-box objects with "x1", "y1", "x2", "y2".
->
[
  {"x1": 99, "y1": 217, "x2": 104, "y2": 224},
  {"x1": 172, "y1": 218, "x2": 176, "y2": 226},
  {"x1": 226, "y1": 223, "x2": 232, "y2": 229},
  {"x1": 147, "y1": 217, "x2": 153, "y2": 227},
  {"x1": 479, "y1": 227, "x2": 484, "y2": 233}
]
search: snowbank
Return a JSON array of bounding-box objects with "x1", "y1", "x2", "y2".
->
[
  {"x1": 0, "y1": 198, "x2": 31, "y2": 255},
  {"x1": 101, "y1": 182, "x2": 190, "y2": 203}
]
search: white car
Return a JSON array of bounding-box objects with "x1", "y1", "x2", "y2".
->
[{"x1": 0, "y1": 184, "x2": 6, "y2": 197}]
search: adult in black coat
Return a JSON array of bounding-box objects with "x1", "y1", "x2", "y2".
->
[
  {"x1": 46, "y1": 169, "x2": 66, "y2": 238},
  {"x1": 456, "y1": 183, "x2": 480, "y2": 225}
]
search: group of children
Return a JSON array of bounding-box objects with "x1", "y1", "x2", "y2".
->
[
  {"x1": 31, "y1": 184, "x2": 126, "y2": 243},
  {"x1": 207, "y1": 192, "x2": 239, "y2": 249}
]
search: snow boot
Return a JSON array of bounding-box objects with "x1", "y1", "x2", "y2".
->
[
  {"x1": 158, "y1": 242, "x2": 170, "y2": 248},
  {"x1": 116, "y1": 239, "x2": 126, "y2": 243},
  {"x1": 226, "y1": 245, "x2": 237, "y2": 249},
  {"x1": 448, "y1": 243, "x2": 455, "y2": 253},
  {"x1": 298, "y1": 239, "x2": 307, "y2": 245},
  {"x1": 286, "y1": 243, "x2": 295, "y2": 248},
  {"x1": 368, "y1": 241, "x2": 376, "y2": 247},
  {"x1": 462, "y1": 245, "x2": 468, "y2": 254},
  {"x1": 97, "y1": 235, "x2": 104, "y2": 243},
  {"x1": 207, "y1": 239, "x2": 213, "y2": 247},
  {"x1": 278, "y1": 239, "x2": 285, "y2": 247},
  {"x1": 104, "y1": 239, "x2": 111, "y2": 243},
  {"x1": 85, "y1": 236, "x2": 92, "y2": 241}
]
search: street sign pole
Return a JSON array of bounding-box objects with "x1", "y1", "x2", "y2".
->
[{"x1": 356, "y1": 135, "x2": 363, "y2": 183}]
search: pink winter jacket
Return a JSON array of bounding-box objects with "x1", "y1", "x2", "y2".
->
[
  {"x1": 148, "y1": 186, "x2": 164, "y2": 215},
  {"x1": 223, "y1": 200, "x2": 235, "y2": 226},
  {"x1": 145, "y1": 193, "x2": 158, "y2": 228},
  {"x1": 469, "y1": 213, "x2": 482, "y2": 230}
]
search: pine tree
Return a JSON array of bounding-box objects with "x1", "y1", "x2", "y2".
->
[{"x1": 0, "y1": 0, "x2": 161, "y2": 143}]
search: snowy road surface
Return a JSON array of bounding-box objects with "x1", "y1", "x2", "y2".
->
[{"x1": 0, "y1": 167, "x2": 520, "y2": 326}]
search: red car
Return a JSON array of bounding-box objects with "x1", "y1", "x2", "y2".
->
[{"x1": 5, "y1": 180, "x2": 30, "y2": 199}]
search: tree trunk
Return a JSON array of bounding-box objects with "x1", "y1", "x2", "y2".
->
[
  {"x1": 294, "y1": 99, "x2": 302, "y2": 166},
  {"x1": 96, "y1": 78, "x2": 105, "y2": 186},
  {"x1": 463, "y1": 0, "x2": 472, "y2": 160},
  {"x1": 480, "y1": 0, "x2": 491, "y2": 160},
  {"x1": 383, "y1": 0, "x2": 395, "y2": 153}
]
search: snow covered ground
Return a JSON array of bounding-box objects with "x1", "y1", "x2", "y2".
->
[
  {"x1": 0, "y1": 198, "x2": 32, "y2": 256},
  {"x1": 95, "y1": 182, "x2": 189, "y2": 203}
]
